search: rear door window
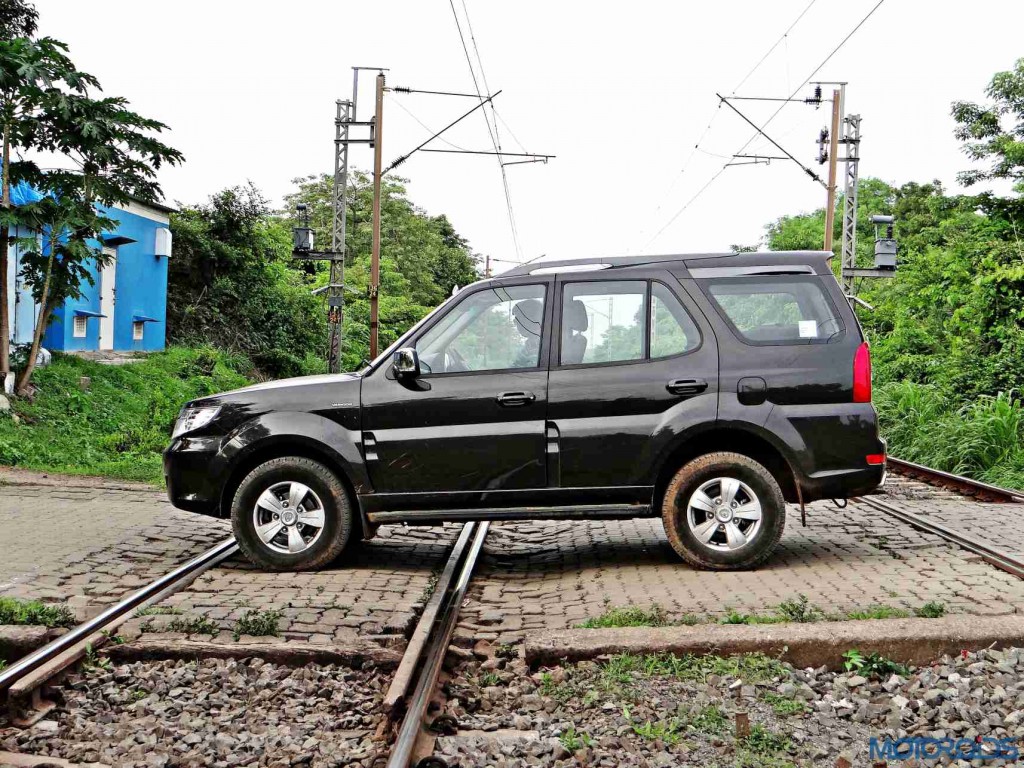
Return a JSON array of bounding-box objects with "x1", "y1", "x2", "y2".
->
[{"x1": 702, "y1": 276, "x2": 843, "y2": 345}]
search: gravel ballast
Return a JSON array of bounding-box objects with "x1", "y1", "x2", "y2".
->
[
  {"x1": 436, "y1": 645, "x2": 1024, "y2": 767},
  {"x1": 0, "y1": 658, "x2": 389, "y2": 768}
]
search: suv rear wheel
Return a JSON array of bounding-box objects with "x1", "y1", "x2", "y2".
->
[
  {"x1": 231, "y1": 456, "x2": 353, "y2": 571},
  {"x1": 661, "y1": 452, "x2": 785, "y2": 570}
]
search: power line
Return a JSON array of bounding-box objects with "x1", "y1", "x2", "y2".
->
[
  {"x1": 644, "y1": 0, "x2": 886, "y2": 248},
  {"x1": 391, "y1": 99, "x2": 469, "y2": 151},
  {"x1": 448, "y1": 0, "x2": 524, "y2": 262},
  {"x1": 635, "y1": 0, "x2": 820, "y2": 250}
]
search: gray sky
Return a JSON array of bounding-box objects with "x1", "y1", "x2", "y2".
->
[{"x1": 34, "y1": 0, "x2": 1024, "y2": 271}]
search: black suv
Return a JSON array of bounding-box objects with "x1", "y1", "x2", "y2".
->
[{"x1": 164, "y1": 251, "x2": 885, "y2": 571}]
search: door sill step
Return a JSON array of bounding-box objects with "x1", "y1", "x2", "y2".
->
[{"x1": 367, "y1": 504, "x2": 652, "y2": 525}]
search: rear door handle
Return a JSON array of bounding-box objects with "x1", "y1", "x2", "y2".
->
[
  {"x1": 667, "y1": 378, "x2": 708, "y2": 396},
  {"x1": 496, "y1": 391, "x2": 536, "y2": 407}
]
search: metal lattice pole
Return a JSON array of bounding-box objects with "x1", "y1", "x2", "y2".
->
[
  {"x1": 328, "y1": 99, "x2": 352, "y2": 374},
  {"x1": 841, "y1": 114, "x2": 861, "y2": 295}
]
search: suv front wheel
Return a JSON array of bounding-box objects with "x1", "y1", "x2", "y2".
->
[
  {"x1": 661, "y1": 452, "x2": 785, "y2": 570},
  {"x1": 231, "y1": 456, "x2": 353, "y2": 571}
]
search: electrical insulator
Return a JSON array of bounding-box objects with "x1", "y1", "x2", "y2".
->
[{"x1": 814, "y1": 85, "x2": 822, "y2": 102}]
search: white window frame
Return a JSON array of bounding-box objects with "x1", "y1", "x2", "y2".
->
[{"x1": 73, "y1": 315, "x2": 88, "y2": 338}]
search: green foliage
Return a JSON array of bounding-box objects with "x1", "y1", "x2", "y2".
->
[
  {"x1": 233, "y1": 608, "x2": 281, "y2": 640},
  {"x1": 914, "y1": 601, "x2": 947, "y2": 619},
  {"x1": 578, "y1": 603, "x2": 671, "y2": 628},
  {"x1": 842, "y1": 649, "x2": 908, "y2": 678},
  {"x1": 283, "y1": 172, "x2": 480, "y2": 370},
  {"x1": 775, "y1": 595, "x2": 822, "y2": 624},
  {"x1": 600, "y1": 652, "x2": 786, "y2": 688},
  {"x1": 0, "y1": 597, "x2": 75, "y2": 627},
  {"x1": 167, "y1": 185, "x2": 328, "y2": 379},
  {"x1": 952, "y1": 57, "x2": 1024, "y2": 191},
  {"x1": 0, "y1": 347, "x2": 250, "y2": 482},
  {"x1": 762, "y1": 692, "x2": 806, "y2": 717},
  {"x1": 156, "y1": 615, "x2": 220, "y2": 636},
  {"x1": 843, "y1": 605, "x2": 911, "y2": 621},
  {"x1": 559, "y1": 724, "x2": 594, "y2": 751},
  {"x1": 736, "y1": 725, "x2": 795, "y2": 768},
  {"x1": 632, "y1": 718, "x2": 684, "y2": 745}
]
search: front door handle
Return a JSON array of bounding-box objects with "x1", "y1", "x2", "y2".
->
[
  {"x1": 667, "y1": 378, "x2": 708, "y2": 396},
  {"x1": 496, "y1": 391, "x2": 536, "y2": 407}
]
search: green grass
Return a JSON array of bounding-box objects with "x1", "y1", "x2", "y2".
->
[
  {"x1": 0, "y1": 347, "x2": 252, "y2": 484},
  {"x1": 842, "y1": 649, "x2": 909, "y2": 678},
  {"x1": 762, "y1": 692, "x2": 806, "y2": 717},
  {"x1": 600, "y1": 652, "x2": 787, "y2": 688},
  {"x1": 843, "y1": 605, "x2": 911, "y2": 621},
  {"x1": 233, "y1": 609, "x2": 281, "y2": 640},
  {"x1": 0, "y1": 597, "x2": 76, "y2": 628},
  {"x1": 559, "y1": 724, "x2": 594, "y2": 751},
  {"x1": 876, "y1": 382, "x2": 1024, "y2": 490},
  {"x1": 632, "y1": 718, "x2": 684, "y2": 746},
  {"x1": 736, "y1": 725, "x2": 796, "y2": 768},
  {"x1": 578, "y1": 604, "x2": 675, "y2": 628},
  {"x1": 164, "y1": 616, "x2": 220, "y2": 636},
  {"x1": 914, "y1": 601, "x2": 946, "y2": 618}
]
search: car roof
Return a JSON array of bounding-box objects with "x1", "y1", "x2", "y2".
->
[{"x1": 495, "y1": 250, "x2": 834, "y2": 280}]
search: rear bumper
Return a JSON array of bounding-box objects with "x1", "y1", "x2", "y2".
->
[
  {"x1": 163, "y1": 436, "x2": 228, "y2": 517},
  {"x1": 799, "y1": 463, "x2": 886, "y2": 502}
]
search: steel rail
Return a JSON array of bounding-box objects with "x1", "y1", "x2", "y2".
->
[
  {"x1": 887, "y1": 457, "x2": 1024, "y2": 503},
  {"x1": 386, "y1": 521, "x2": 489, "y2": 768},
  {"x1": 858, "y1": 496, "x2": 1024, "y2": 580},
  {"x1": 0, "y1": 537, "x2": 238, "y2": 692}
]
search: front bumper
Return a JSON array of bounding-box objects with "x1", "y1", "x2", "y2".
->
[{"x1": 164, "y1": 436, "x2": 228, "y2": 517}]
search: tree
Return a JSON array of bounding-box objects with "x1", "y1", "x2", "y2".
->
[
  {"x1": 166, "y1": 184, "x2": 327, "y2": 378},
  {"x1": 0, "y1": 23, "x2": 181, "y2": 393},
  {"x1": 0, "y1": 0, "x2": 37, "y2": 38},
  {"x1": 952, "y1": 57, "x2": 1024, "y2": 191},
  {"x1": 284, "y1": 171, "x2": 480, "y2": 369}
]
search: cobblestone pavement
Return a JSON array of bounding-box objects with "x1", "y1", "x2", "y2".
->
[
  {"x1": 456, "y1": 485, "x2": 1024, "y2": 645},
  {"x1": 7, "y1": 467, "x2": 1024, "y2": 653},
  {"x1": 881, "y1": 473, "x2": 1024, "y2": 556},
  {"x1": 0, "y1": 469, "x2": 457, "y2": 648}
]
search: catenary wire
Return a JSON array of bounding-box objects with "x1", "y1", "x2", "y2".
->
[
  {"x1": 643, "y1": 0, "x2": 886, "y2": 248},
  {"x1": 448, "y1": 0, "x2": 524, "y2": 262}
]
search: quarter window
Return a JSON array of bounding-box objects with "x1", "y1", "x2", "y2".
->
[
  {"x1": 414, "y1": 284, "x2": 546, "y2": 374},
  {"x1": 704, "y1": 276, "x2": 843, "y2": 345},
  {"x1": 650, "y1": 282, "x2": 700, "y2": 358}
]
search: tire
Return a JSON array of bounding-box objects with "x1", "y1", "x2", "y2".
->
[
  {"x1": 661, "y1": 452, "x2": 785, "y2": 570},
  {"x1": 231, "y1": 456, "x2": 353, "y2": 571}
]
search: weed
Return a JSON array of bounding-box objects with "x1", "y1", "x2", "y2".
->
[
  {"x1": 599, "y1": 653, "x2": 786, "y2": 690},
  {"x1": 559, "y1": 724, "x2": 594, "y2": 751},
  {"x1": 233, "y1": 609, "x2": 281, "y2": 640},
  {"x1": 83, "y1": 644, "x2": 111, "y2": 671},
  {"x1": 762, "y1": 692, "x2": 806, "y2": 716},
  {"x1": 0, "y1": 597, "x2": 76, "y2": 628},
  {"x1": 842, "y1": 649, "x2": 909, "y2": 678},
  {"x1": 843, "y1": 605, "x2": 911, "y2": 621},
  {"x1": 539, "y1": 671, "x2": 575, "y2": 702},
  {"x1": 165, "y1": 616, "x2": 220, "y2": 636},
  {"x1": 579, "y1": 603, "x2": 670, "y2": 628},
  {"x1": 721, "y1": 609, "x2": 753, "y2": 625},
  {"x1": 479, "y1": 672, "x2": 500, "y2": 687},
  {"x1": 914, "y1": 601, "x2": 946, "y2": 618},
  {"x1": 131, "y1": 689, "x2": 148, "y2": 701},
  {"x1": 736, "y1": 724, "x2": 795, "y2": 768},
  {"x1": 494, "y1": 644, "x2": 517, "y2": 660},
  {"x1": 134, "y1": 605, "x2": 182, "y2": 617},
  {"x1": 775, "y1": 595, "x2": 822, "y2": 623},
  {"x1": 688, "y1": 705, "x2": 728, "y2": 734},
  {"x1": 633, "y1": 718, "x2": 684, "y2": 746}
]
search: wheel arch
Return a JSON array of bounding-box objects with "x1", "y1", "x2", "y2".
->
[
  {"x1": 652, "y1": 425, "x2": 800, "y2": 514},
  {"x1": 219, "y1": 435, "x2": 370, "y2": 539}
]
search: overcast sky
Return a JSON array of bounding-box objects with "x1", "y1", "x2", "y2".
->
[{"x1": 33, "y1": 0, "x2": 1024, "y2": 272}]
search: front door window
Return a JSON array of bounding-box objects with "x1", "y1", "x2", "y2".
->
[{"x1": 415, "y1": 284, "x2": 546, "y2": 374}]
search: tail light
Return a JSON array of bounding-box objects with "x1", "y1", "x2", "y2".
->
[{"x1": 853, "y1": 342, "x2": 871, "y2": 403}]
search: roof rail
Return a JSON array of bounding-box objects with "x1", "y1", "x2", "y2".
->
[{"x1": 499, "y1": 251, "x2": 830, "y2": 278}]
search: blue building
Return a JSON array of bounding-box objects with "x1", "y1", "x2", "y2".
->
[{"x1": 4, "y1": 183, "x2": 174, "y2": 354}]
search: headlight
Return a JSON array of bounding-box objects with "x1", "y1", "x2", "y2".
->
[{"x1": 172, "y1": 406, "x2": 221, "y2": 438}]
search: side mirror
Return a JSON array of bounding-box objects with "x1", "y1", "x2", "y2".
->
[{"x1": 393, "y1": 347, "x2": 421, "y2": 378}]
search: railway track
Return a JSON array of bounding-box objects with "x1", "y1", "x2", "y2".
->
[
  {"x1": 886, "y1": 456, "x2": 1024, "y2": 503},
  {"x1": 0, "y1": 537, "x2": 238, "y2": 724},
  {"x1": 0, "y1": 521, "x2": 490, "y2": 767}
]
